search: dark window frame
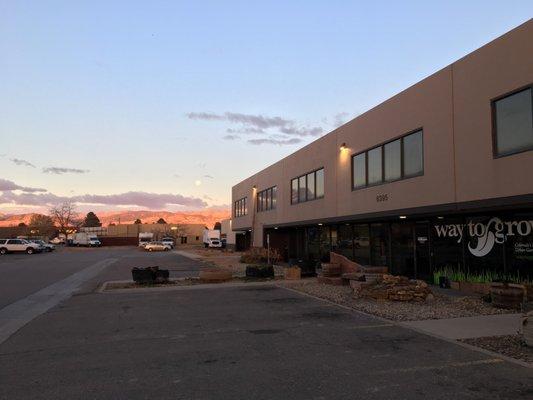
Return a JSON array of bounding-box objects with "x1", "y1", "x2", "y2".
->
[
  {"x1": 257, "y1": 186, "x2": 277, "y2": 212},
  {"x1": 351, "y1": 128, "x2": 424, "y2": 191},
  {"x1": 491, "y1": 84, "x2": 533, "y2": 159},
  {"x1": 290, "y1": 167, "x2": 324, "y2": 205}
]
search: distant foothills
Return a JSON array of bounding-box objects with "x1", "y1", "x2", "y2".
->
[{"x1": 0, "y1": 209, "x2": 230, "y2": 228}]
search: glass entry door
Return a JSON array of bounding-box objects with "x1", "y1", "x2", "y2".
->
[{"x1": 414, "y1": 222, "x2": 431, "y2": 280}]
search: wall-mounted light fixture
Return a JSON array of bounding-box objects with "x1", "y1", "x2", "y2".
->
[
  {"x1": 399, "y1": 215, "x2": 407, "y2": 219},
  {"x1": 340, "y1": 142, "x2": 347, "y2": 151}
]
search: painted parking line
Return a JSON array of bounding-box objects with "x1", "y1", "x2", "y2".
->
[{"x1": 0, "y1": 258, "x2": 117, "y2": 345}]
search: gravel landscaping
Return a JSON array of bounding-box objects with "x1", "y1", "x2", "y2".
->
[
  {"x1": 281, "y1": 279, "x2": 513, "y2": 321},
  {"x1": 460, "y1": 335, "x2": 533, "y2": 364}
]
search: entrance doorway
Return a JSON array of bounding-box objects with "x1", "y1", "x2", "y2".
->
[
  {"x1": 414, "y1": 222, "x2": 431, "y2": 280},
  {"x1": 390, "y1": 221, "x2": 431, "y2": 280}
]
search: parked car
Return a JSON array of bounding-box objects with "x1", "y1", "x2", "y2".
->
[
  {"x1": 29, "y1": 240, "x2": 55, "y2": 252},
  {"x1": 144, "y1": 241, "x2": 171, "y2": 252},
  {"x1": 161, "y1": 237, "x2": 175, "y2": 249},
  {"x1": 0, "y1": 238, "x2": 43, "y2": 255},
  {"x1": 50, "y1": 237, "x2": 65, "y2": 245}
]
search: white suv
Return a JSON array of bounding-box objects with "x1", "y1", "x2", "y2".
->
[{"x1": 0, "y1": 239, "x2": 43, "y2": 255}]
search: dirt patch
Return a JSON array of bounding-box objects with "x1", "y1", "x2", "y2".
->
[
  {"x1": 460, "y1": 335, "x2": 533, "y2": 364},
  {"x1": 281, "y1": 279, "x2": 513, "y2": 322}
]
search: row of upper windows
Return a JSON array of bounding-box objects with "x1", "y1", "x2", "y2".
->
[
  {"x1": 233, "y1": 85, "x2": 533, "y2": 215},
  {"x1": 234, "y1": 197, "x2": 247, "y2": 217},
  {"x1": 291, "y1": 168, "x2": 324, "y2": 204},
  {"x1": 352, "y1": 129, "x2": 424, "y2": 189},
  {"x1": 257, "y1": 186, "x2": 277, "y2": 212}
]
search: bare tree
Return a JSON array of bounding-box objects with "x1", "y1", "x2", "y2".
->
[
  {"x1": 29, "y1": 214, "x2": 56, "y2": 236},
  {"x1": 49, "y1": 202, "x2": 78, "y2": 240}
]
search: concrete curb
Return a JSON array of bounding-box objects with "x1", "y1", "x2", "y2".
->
[{"x1": 99, "y1": 279, "x2": 279, "y2": 294}]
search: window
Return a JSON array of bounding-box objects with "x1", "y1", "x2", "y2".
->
[
  {"x1": 291, "y1": 179, "x2": 298, "y2": 204},
  {"x1": 315, "y1": 169, "x2": 324, "y2": 198},
  {"x1": 298, "y1": 175, "x2": 306, "y2": 203},
  {"x1": 493, "y1": 87, "x2": 533, "y2": 157},
  {"x1": 234, "y1": 197, "x2": 247, "y2": 217},
  {"x1": 306, "y1": 172, "x2": 315, "y2": 200},
  {"x1": 257, "y1": 186, "x2": 277, "y2": 212},
  {"x1": 367, "y1": 147, "x2": 382, "y2": 185},
  {"x1": 352, "y1": 130, "x2": 424, "y2": 189},
  {"x1": 291, "y1": 168, "x2": 324, "y2": 204},
  {"x1": 403, "y1": 130, "x2": 423, "y2": 177},
  {"x1": 384, "y1": 139, "x2": 401, "y2": 181},
  {"x1": 352, "y1": 153, "x2": 366, "y2": 188}
]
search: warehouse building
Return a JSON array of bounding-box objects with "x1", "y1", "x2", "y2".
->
[{"x1": 231, "y1": 20, "x2": 533, "y2": 280}]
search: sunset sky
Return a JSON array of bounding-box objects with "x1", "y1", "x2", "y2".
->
[{"x1": 1, "y1": 1, "x2": 532, "y2": 214}]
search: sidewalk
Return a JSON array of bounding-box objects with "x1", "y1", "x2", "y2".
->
[{"x1": 401, "y1": 313, "x2": 522, "y2": 340}]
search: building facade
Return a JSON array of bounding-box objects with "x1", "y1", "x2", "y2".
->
[{"x1": 231, "y1": 20, "x2": 533, "y2": 280}]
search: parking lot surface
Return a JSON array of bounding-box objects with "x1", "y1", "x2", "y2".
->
[
  {"x1": 0, "y1": 246, "x2": 202, "y2": 308},
  {"x1": 1, "y1": 281, "x2": 532, "y2": 399}
]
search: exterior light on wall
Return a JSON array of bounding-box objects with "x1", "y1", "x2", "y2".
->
[
  {"x1": 399, "y1": 215, "x2": 407, "y2": 219},
  {"x1": 437, "y1": 216, "x2": 444, "y2": 220},
  {"x1": 274, "y1": 227, "x2": 278, "y2": 230},
  {"x1": 318, "y1": 223, "x2": 323, "y2": 226},
  {"x1": 340, "y1": 142, "x2": 347, "y2": 151}
]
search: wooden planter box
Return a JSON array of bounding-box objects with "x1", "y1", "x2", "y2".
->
[
  {"x1": 490, "y1": 282, "x2": 526, "y2": 310},
  {"x1": 283, "y1": 266, "x2": 301, "y2": 280},
  {"x1": 460, "y1": 282, "x2": 491, "y2": 295},
  {"x1": 199, "y1": 268, "x2": 232, "y2": 283}
]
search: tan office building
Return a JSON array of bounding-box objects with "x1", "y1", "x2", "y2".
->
[{"x1": 231, "y1": 20, "x2": 533, "y2": 279}]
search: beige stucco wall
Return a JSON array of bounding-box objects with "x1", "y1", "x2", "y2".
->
[{"x1": 232, "y1": 20, "x2": 533, "y2": 247}]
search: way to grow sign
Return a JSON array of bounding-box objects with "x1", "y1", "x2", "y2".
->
[{"x1": 434, "y1": 217, "x2": 533, "y2": 257}]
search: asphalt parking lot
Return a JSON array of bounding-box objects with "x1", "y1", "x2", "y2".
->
[
  {"x1": 0, "y1": 248, "x2": 531, "y2": 399},
  {"x1": 0, "y1": 246, "x2": 200, "y2": 308}
]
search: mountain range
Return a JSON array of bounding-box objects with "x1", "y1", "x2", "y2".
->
[{"x1": 0, "y1": 209, "x2": 230, "y2": 228}]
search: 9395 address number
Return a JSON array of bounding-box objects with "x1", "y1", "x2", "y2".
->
[{"x1": 376, "y1": 194, "x2": 389, "y2": 202}]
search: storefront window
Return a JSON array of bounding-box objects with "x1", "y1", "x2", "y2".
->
[
  {"x1": 337, "y1": 224, "x2": 353, "y2": 260},
  {"x1": 390, "y1": 223, "x2": 415, "y2": 276},
  {"x1": 319, "y1": 226, "x2": 331, "y2": 262},
  {"x1": 431, "y1": 217, "x2": 465, "y2": 271},
  {"x1": 503, "y1": 212, "x2": 533, "y2": 280},
  {"x1": 370, "y1": 223, "x2": 389, "y2": 266},
  {"x1": 353, "y1": 224, "x2": 370, "y2": 265},
  {"x1": 307, "y1": 227, "x2": 321, "y2": 263}
]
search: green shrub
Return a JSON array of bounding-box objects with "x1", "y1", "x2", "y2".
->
[{"x1": 432, "y1": 264, "x2": 531, "y2": 285}]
